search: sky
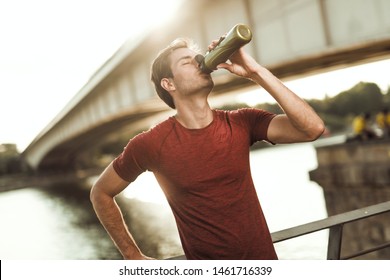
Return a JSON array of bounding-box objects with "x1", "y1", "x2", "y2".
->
[
  {"x1": 1, "y1": 0, "x2": 389, "y2": 152},
  {"x1": 0, "y1": 0, "x2": 183, "y2": 151},
  {"x1": 236, "y1": 58, "x2": 390, "y2": 106}
]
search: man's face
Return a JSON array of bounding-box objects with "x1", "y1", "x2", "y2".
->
[{"x1": 168, "y1": 47, "x2": 214, "y2": 96}]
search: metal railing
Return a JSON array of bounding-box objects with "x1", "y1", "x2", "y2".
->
[
  {"x1": 168, "y1": 201, "x2": 390, "y2": 260},
  {"x1": 272, "y1": 200, "x2": 390, "y2": 259}
]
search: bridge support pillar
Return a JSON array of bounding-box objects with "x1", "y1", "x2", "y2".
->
[{"x1": 310, "y1": 140, "x2": 390, "y2": 259}]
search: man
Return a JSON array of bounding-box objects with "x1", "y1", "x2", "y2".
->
[
  {"x1": 90, "y1": 36, "x2": 325, "y2": 260},
  {"x1": 376, "y1": 108, "x2": 390, "y2": 138},
  {"x1": 352, "y1": 112, "x2": 376, "y2": 141}
]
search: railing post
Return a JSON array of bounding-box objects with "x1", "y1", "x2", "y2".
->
[{"x1": 327, "y1": 224, "x2": 344, "y2": 260}]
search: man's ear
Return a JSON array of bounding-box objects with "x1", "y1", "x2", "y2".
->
[{"x1": 161, "y1": 78, "x2": 175, "y2": 92}]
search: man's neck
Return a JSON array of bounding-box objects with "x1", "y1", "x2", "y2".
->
[{"x1": 175, "y1": 101, "x2": 213, "y2": 129}]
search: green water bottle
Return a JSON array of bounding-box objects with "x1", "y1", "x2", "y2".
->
[{"x1": 198, "y1": 24, "x2": 252, "y2": 73}]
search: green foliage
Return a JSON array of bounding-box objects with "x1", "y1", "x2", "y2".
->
[
  {"x1": 0, "y1": 144, "x2": 23, "y2": 175},
  {"x1": 383, "y1": 85, "x2": 390, "y2": 105},
  {"x1": 325, "y1": 82, "x2": 383, "y2": 117},
  {"x1": 217, "y1": 102, "x2": 283, "y2": 114},
  {"x1": 255, "y1": 103, "x2": 283, "y2": 114},
  {"x1": 92, "y1": 81, "x2": 389, "y2": 162},
  {"x1": 220, "y1": 81, "x2": 389, "y2": 134},
  {"x1": 218, "y1": 103, "x2": 250, "y2": 111},
  {"x1": 303, "y1": 82, "x2": 388, "y2": 133},
  {"x1": 320, "y1": 113, "x2": 350, "y2": 132}
]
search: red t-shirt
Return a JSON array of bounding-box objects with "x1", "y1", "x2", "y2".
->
[{"x1": 113, "y1": 108, "x2": 278, "y2": 259}]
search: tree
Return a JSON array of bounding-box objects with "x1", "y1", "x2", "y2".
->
[
  {"x1": 383, "y1": 85, "x2": 390, "y2": 106},
  {"x1": 0, "y1": 143, "x2": 23, "y2": 175},
  {"x1": 327, "y1": 82, "x2": 383, "y2": 117}
]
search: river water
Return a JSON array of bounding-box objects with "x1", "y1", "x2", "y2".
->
[{"x1": 0, "y1": 141, "x2": 332, "y2": 260}]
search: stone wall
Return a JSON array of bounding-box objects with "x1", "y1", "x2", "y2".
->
[{"x1": 309, "y1": 139, "x2": 390, "y2": 259}]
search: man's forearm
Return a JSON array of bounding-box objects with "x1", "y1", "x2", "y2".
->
[
  {"x1": 91, "y1": 191, "x2": 143, "y2": 259},
  {"x1": 252, "y1": 65, "x2": 324, "y2": 139}
]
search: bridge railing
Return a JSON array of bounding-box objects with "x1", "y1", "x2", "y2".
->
[
  {"x1": 272, "y1": 200, "x2": 390, "y2": 260},
  {"x1": 168, "y1": 200, "x2": 390, "y2": 260}
]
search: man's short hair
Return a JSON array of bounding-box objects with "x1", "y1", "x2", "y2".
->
[{"x1": 151, "y1": 38, "x2": 200, "y2": 109}]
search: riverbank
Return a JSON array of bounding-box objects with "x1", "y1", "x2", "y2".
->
[
  {"x1": 0, "y1": 174, "x2": 71, "y2": 192},
  {"x1": 0, "y1": 142, "x2": 328, "y2": 259},
  {"x1": 0, "y1": 168, "x2": 102, "y2": 192}
]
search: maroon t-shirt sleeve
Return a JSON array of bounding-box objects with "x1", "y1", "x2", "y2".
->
[
  {"x1": 112, "y1": 132, "x2": 150, "y2": 182},
  {"x1": 236, "y1": 108, "x2": 276, "y2": 144}
]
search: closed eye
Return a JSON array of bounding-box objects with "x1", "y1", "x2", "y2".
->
[{"x1": 177, "y1": 55, "x2": 194, "y2": 66}]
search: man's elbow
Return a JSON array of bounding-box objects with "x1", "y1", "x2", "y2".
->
[
  {"x1": 90, "y1": 183, "x2": 105, "y2": 207},
  {"x1": 307, "y1": 121, "x2": 326, "y2": 141},
  {"x1": 90, "y1": 184, "x2": 99, "y2": 206}
]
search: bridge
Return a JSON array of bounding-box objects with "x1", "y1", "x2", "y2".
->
[{"x1": 23, "y1": 0, "x2": 390, "y2": 171}]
